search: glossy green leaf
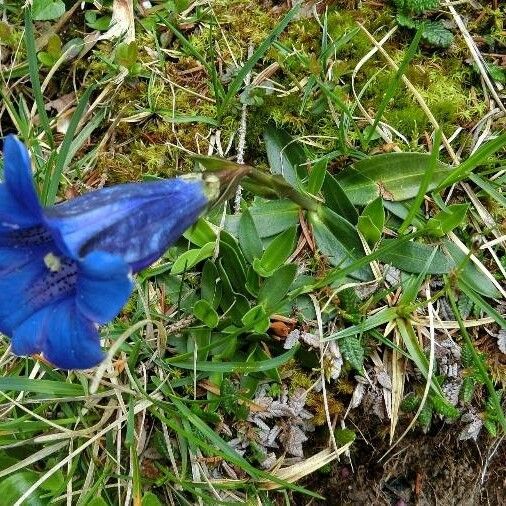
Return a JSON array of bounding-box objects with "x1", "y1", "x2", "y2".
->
[
  {"x1": 184, "y1": 219, "x2": 216, "y2": 247},
  {"x1": 377, "y1": 240, "x2": 453, "y2": 274},
  {"x1": 201, "y1": 260, "x2": 222, "y2": 309},
  {"x1": 242, "y1": 305, "x2": 270, "y2": 333},
  {"x1": 322, "y1": 173, "x2": 359, "y2": 224},
  {"x1": 32, "y1": 0, "x2": 65, "y2": 21},
  {"x1": 238, "y1": 208, "x2": 263, "y2": 263},
  {"x1": 187, "y1": 327, "x2": 211, "y2": 361},
  {"x1": 0, "y1": 471, "x2": 45, "y2": 506},
  {"x1": 170, "y1": 345, "x2": 298, "y2": 373},
  {"x1": 0, "y1": 378, "x2": 84, "y2": 396},
  {"x1": 193, "y1": 300, "x2": 219, "y2": 328},
  {"x1": 253, "y1": 226, "x2": 297, "y2": 277},
  {"x1": 335, "y1": 153, "x2": 453, "y2": 205},
  {"x1": 226, "y1": 199, "x2": 299, "y2": 238},
  {"x1": 217, "y1": 260, "x2": 250, "y2": 325},
  {"x1": 258, "y1": 263, "x2": 297, "y2": 313},
  {"x1": 264, "y1": 126, "x2": 305, "y2": 187},
  {"x1": 358, "y1": 197, "x2": 384, "y2": 245},
  {"x1": 396, "y1": 319, "x2": 445, "y2": 399},
  {"x1": 171, "y1": 242, "x2": 215, "y2": 274},
  {"x1": 307, "y1": 159, "x2": 328, "y2": 195},
  {"x1": 436, "y1": 132, "x2": 506, "y2": 190},
  {"x1": 219, "y1": 239, "x2": 247, "y2": 294},
  {"x1": 309, "y1": 207, "x2": 371, "y2": 281}
]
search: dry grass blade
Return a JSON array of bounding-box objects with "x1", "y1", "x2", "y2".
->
[
  {"x1": 443, "y1": 1, "x2": 506, "y2": 114},
  {"x1": 259, "y1": 445, "x2": 353, "y2": 490},
  {"x1": 100, "y1": 0, "x2": 135, "y2": 43},
  {"x1": 388, "y1": 323, "x2": 405, "y2": 444}
]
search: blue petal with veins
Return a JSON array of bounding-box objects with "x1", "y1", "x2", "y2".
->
[{"x1": 0, "y1": 135, "x2": 209, "y2": 369}]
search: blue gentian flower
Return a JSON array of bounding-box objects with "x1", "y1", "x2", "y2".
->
[{"x1": 0, "y1": 135, "x2": 212, "y2": 369}]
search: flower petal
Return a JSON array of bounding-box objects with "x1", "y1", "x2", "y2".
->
[
  {"x1": 12, "y1": 299, "x2": 104, "y2": 370},
  {"x1": 45, "y1": 178, "x2": 209, "y2": 271},
  {"x1": 0, "y1": 245, "x2": 50, "y2": 334},
  {"x1": 76, "y1": 251, "x2": 133, "y2": 324},
  {"x1": 1, "y1": 135, "x2": 42, "y2": 226}
]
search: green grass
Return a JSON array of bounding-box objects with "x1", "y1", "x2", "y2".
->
[{"x1": 0, "y1": 1, "x2": 505, "y2": 504}]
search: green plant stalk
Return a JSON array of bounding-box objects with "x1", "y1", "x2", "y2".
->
[
  {"x1": 246, "y1": 168, "x2": 320, "y2": 212},
  {"x1": 447, "y1": 287, "x2": 506, "y2": 433}
]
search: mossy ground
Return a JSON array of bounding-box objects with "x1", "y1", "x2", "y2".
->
[{"x1": 22, "y1": 1, "x2": 493, "y2": 183}]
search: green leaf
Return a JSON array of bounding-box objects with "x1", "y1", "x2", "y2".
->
[
  {"x1": 264, "y1": 126, "x2": 306, "y2": 187},
  {"x1": 242, "y1": 305, "x2": 270, "y2": 333},
  {"x1": 32, "y1": 0, "x2": 65, "y2": 21},
  {"x1": 201, "y1": 260, "x2": 222, "y2": 309},
  {"x1": 84, "y1": 11, "x2": 111, "y2": 31},
  {"x1": 226, "y1": 199, "x2": 299, "y2": 238},
  {"x1": 425, "y1": 204, "x2": 469, "y2": 237},
  {"x1": 322, "y1": 173, "x2": 358, "y2": 224},
  {"x1": 307, "y1": 159, "x2": 328, "y2": 195},
  {"x1": 258, "y1": 263, "x2": 297, "y2": 313},
  {"x1": 340, "y1": 336, "x2": 364, "y2": 372},
  {"x1": 0, "y1": 378, "x2": 84, "y2": 396},
  {"x1": 193, "y1": 299, "x2": 219, "y2": 328},
  {"x1": 444, "y1": 241, "x2": 502, "y2": 299},
  {"x1": 396, "y1": 319, "x2": 446, "y2": 399},
  {"x1": 238, "y1": 208, "x2": 263, "y2": 263},
  {"x1": 326, "y1": 307, "x2": 398, "y2": 341},
  {"x1": 253, "y1": 226, "x2": 297, "y2": 277},
  {"x1": 377, "y1": 240, "x2": 453, "y2": 274},
  {"x1": 184, "y1": 219, "x2": 216, "y2": 247},
  {"x1": 422, "y1": 21, "x2": 454, "y2": 48},
  {"x1": 335, "y1": 153, "x2": 452, "y2": 205},
  {"x1": 0, "y1": 471, "x2": 45, "y2": 506},
  {"x1": 217, "y1": 262, "x2": 251, "y2": 325},
  {"x1": 309, "y1": 207, "x2": 371, "y2": 281},
  {"x1": 170, "y1": 346, "x2": 299, "y2": 373},
  {"x1": 187, "y1": 327, "x2": 211, "y2": 361},
  {"x1": 358, "y1": 197, "x2": 384, "y2": 245},
  {"x1": 171, "y1": 242, "x2": 215, "y2": 274},
  {"x1": 399, "y1": 129, "x2": 442, "y2": 234},
  {"x1": 219, "y1": 234, "x2": 248, "y2": 295}
]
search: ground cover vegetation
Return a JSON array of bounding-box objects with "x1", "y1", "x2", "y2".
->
[{"x1": 0, "y1": 0, "x2": 505, "y2": 504}]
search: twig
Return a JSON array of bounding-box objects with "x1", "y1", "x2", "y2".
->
[{"x1": 234, "y1": 45, "x2": 254, "y2": 214}]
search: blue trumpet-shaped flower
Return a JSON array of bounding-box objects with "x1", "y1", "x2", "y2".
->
[{"x1": 0, "y1": 135, "x2": 211, "y2": 369}]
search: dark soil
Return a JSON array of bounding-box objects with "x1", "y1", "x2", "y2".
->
[{"x1": 293, "y1": 419, "x2": 505, "y2": 505}]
